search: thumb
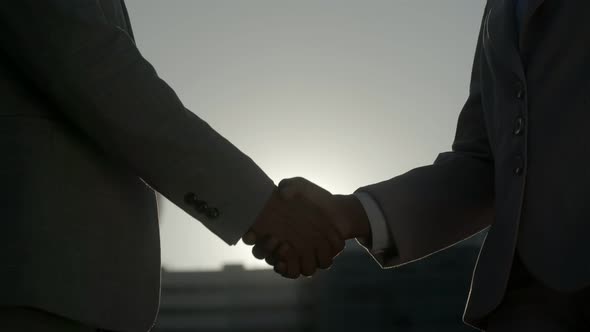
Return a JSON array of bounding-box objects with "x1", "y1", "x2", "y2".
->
[
  {"x1": 242, "y1": 229, "x2": 257, "y2": 245},
  {"x1": 280, "y1": 177, "x2": 332, "y2": 203},
  {"x1": 278, "y1": 177, "x2": 307, "y2": 200}
]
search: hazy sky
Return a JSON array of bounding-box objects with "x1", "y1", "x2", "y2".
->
[{"x1": 124, "y1": 0, "x2": 486, "y2": 271}]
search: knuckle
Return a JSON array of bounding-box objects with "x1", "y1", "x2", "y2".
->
[
  {"x1": 265, "y1": 256, "x2": 276, "y2": 266},
  {"x1": 292, "y1": 176, "x2": 306, "y2": 183},
  {"x1": 278, "y1": 178, "x2": 297, "y2": 190}
]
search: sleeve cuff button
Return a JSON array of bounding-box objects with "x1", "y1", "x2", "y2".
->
[
  {"x1": 184, "y1": 192, "x2": 198, "y2": 205},
  {"x1": 207, "y1": 208, "x2": 220, "y2": 219},
  {"x1": 195, "y1": 201, "x2": 209, "y2": 213}
]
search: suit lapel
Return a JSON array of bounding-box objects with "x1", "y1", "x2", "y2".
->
[
  {"x1": 120, "y1": 0, "x2": 135, "y2": 41},
  {"x1": 483, "y1": 0, "x2": 524, "y2": 78},
  {"x1": 517, "y1": 0, "x2": 545, "y2": 49}
]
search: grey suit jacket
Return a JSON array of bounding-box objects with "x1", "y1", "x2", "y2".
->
[
  {"x1": 0, "y1": 1, "x2": 274, "y2": 331},
  {"x1": 357, "y1": 0, "x2": 590, "y2": 330}
]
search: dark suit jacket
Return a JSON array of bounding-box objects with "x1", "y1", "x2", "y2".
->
[
  {"x1": 357, "y1": 0, "x2": 590, "y2": 330},
  {"x1": 0, "y1": 1, "x2": 275, "y2": 331}
]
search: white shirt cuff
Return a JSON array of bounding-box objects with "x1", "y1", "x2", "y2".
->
[{"x1": 353, "y1": 191, "x2": 393, "y2": 253}]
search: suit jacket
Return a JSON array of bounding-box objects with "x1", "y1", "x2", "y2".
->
[
  {"x1": 357, "y1": 0, "x2": 590, "y2": 330},
  {"x1": 0, "y1": 1, "x2": 275, "y2": 331}
]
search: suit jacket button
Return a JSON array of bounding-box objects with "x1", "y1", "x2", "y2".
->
[
  {"x1": 184, "y1": 192, "x2": 198, "y2": 205},
  {"x1": 207, "y1": 208, "x2": 220, "y2": 219},
  {"x1": 514, "y1": 155, "x2": 524, "y2": 175},
  {"x1": 195, "y1": 200, "x2": 209, "y2": 213},
  {"x1": 516, "y1": 82, "x2": 525, "y2": 100},
  {"x1": 513, "y1": 117, "x2": 524, "y2": 136}
]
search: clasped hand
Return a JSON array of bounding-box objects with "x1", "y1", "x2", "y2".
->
[{"x1": 242, "y1": 177, "x2": 370, "y2": 279}]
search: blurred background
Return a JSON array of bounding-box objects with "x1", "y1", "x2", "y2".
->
[{"x1": 125, "y1": 1, "x2": 487, "y2": 331}]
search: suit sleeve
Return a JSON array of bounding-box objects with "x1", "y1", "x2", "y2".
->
[
  {"x1": 0, "y1": 1, "x2": 275, "y2": 245},
  {"x1": 353, "y1": 192, "x2": 398, "y2": 256},
  {"x1": 355, "y1": 4, "x2": 494, "y2": 268}
]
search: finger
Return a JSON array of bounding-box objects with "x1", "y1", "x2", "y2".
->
[
  {"x1": 279, "y1": 197, "x2": 328, "y2": 274},
  {"x1": 303, "y1": 214, "x2": 339, "y2": 269},
  {"x1": 283, "y1": 184, "x2": 342, "y2": 252},
  {"x1": 275, "y1": 242, "x2": 291, "y2": 262},
  {"x1": 323, "y1": 224, "x2": 346, "y2": 257},
  {"x1": 263, "y1": 237, "x2": 282, "y2": 266},
  {"x1": 252, "y1": 244, "x2": 268, "y2": 260},
  {"x1": 303, "y1": 199, "x2": 346, "y2": 257},
  {"x1": 272, "y1": 243, "x2": 295, "y2": 276},
  {"x1": 242, "y1": 230, "x2": 257, "y2": 245},
  {"x1": 317, "y1": 228, "x2": 344, "y2": 264},
  {"x1": 280, "y1": 202, "x2": 317, "y2": 277},
  {"x1": 283, "y1": 246, "x2": 301, "y2": 279},
  {"x1": 285, "y1": 260, "x2": 301, "y2": 279},
  {"x1": 278, "y1": 177, "x2": 303, "y2": 191},
  {"x1": 299, "y1": 207, "x2": 333, "y2": 269},
  {"x1": 319, "y1": 257, "x2": 333, "y2": 270},
  {"x1": 262, "y1": 236, "x2": 281, "y2": 254},
  {"x1": 315, "y1": 239, "x2": 334, "y2": 270},
  {"x1": 299, "y1": 248, "x2": 318, "y2": 277},
  {"x1": 253, "y1": 234, "x2": 283, "y2": 260},
  {"x1": 278, "y1": 177, "x2": 304, "y2": 200},
  {"x1": 266, "y1": 243, "x2": 283, "y2": 266},
  {"x1": 280, "y1": 177, "x2": 332, "y2": 203},
  {"x1": 266, "y1": 255, "x2": 278, "y2": 266},
  {"x1": 264, "y1": 195, "x2": 312, "y2": 279},
  {"x1": 289, "y1": 196, "x2": 340, "y2": 269},
  {"x1": 274, "y1": 261, "x2": 287, "y2": 275}
]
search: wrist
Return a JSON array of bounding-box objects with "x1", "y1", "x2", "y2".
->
[{"x1": 332, "y1": 194, "x2": 371, "y2": 239}]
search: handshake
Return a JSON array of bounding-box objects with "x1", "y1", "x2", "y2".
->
[{"x1": 242, "y1": 177, "x2": 371, "y2": 279}]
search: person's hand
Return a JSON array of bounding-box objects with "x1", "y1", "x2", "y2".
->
[
  {"x1": 242, "y1": 188, "x2": 345, "y2": 279},
  {"x1": 268, "y1": 177, "x2": 372, "y2": 277},
  {"x1": 278, "y1": 177, "x2": 371, "y2": 240}
]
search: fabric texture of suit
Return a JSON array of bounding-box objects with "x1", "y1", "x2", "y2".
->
[
  {"x1": 356, "y1": 0, "x2": 590, "y2": 330},
  {"x1": 0, "y1": 306, "x2": 102, "y2": 332},
  {"x1": 0, "y1": 1, "x2": 275, "y2": 331}
]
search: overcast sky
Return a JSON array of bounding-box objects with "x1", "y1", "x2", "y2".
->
[{"x1": 124, "y1": 0, "x2": 486, "y2": 271}]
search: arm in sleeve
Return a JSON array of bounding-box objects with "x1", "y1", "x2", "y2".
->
[
  {"x1": 355, "y1": 3, "x2": 494, "y2": 268},
  {"x1": 0, "y1": 1, "x2": 275, "y2": 245},
  {"x1": 353, "y1": 192, "x2": 399, "y2": 259}
]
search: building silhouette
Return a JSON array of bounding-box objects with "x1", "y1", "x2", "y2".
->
[{"x1": 154, "y1": 232, "x2": 486, "y2": 332}]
